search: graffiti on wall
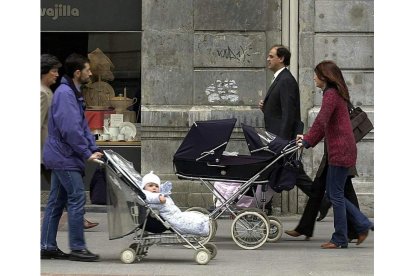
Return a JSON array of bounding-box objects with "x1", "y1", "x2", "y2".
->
[
  {"x1": 205, "y1": 79, "x2": 240, "y2": 103},
  {"x1": 216, "y1": 45, "x2": 252, "y2": 63}
]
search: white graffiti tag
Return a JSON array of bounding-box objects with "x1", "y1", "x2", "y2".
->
[{"x1": 205, "y1": 79, "x2": 240, "y2": 103}]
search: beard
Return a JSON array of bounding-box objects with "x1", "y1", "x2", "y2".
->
[{"x1": 80, "y1": 76, "x2": 91, "y2": 85}]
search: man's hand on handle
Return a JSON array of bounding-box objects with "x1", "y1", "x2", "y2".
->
[{"x1": 88, "y1": 152, "x2": 103, "y2": 162}]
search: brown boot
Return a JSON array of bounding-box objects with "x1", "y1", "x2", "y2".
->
[{"x1": 356, "y1": 230, "x2": 369, "y2": 245}]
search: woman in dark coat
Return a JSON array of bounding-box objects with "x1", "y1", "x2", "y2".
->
[{"x1": 296, "y1": 60, "x2": 373, "y2": 249}]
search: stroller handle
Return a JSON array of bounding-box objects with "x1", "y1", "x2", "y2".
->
[{"x1": 92, "y1": 158, "x2": 105, "y2": 165}]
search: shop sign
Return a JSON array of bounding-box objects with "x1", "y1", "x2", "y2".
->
[{"x1": 41, "y1": 0, "x2": 141, "y2": 31}]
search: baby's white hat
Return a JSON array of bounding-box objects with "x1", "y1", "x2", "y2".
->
[{"x1": 141, "y1": 171, "x2": 161, "y2": 188}]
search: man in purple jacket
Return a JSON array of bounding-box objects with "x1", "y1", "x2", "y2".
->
[{"x1": 41, "y1": 53, "x2": 103, "y2": 262}]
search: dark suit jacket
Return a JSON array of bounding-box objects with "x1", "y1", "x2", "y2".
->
[{"x1": 262, "y1": 68, "x2": 301, "y2": 140}]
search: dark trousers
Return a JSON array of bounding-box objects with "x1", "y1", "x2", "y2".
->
[{"x1": 294, "y1": 166, "x2": 359, "y2": 239}]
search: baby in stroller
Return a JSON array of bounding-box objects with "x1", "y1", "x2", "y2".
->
[{"x1": 141, "y1": 171, "x2": 210, "y2": 236}]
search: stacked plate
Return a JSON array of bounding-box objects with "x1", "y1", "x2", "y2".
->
[{"x1": 118, "y1": 122, "x2": 137, "y2": 141}]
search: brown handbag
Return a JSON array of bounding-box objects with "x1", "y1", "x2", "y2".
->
[{"x1": 348, "y1": 102, "x2": 373, "y2": 143}]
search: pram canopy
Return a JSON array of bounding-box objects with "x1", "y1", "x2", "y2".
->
[
  {"x1": 173, "y1": 119, "x2": 291, "y2": 182},
  {"x1": 174, "y1": 118, "x2": 236, "y2": 162},
  {"x1": 241, "y1": 123, "x2": 291, "y2": 155}
]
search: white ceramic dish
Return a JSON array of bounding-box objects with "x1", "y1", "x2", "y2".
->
[{"x1": 118, "y1": 122, "x2": 137, "y2": 140}]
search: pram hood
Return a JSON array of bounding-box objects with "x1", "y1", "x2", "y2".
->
[
  {"x1": 241, "y1": 123, "x2": 291, "y2": 155},
  {"x1": 174, "y1": 119, "x2": 294, "y2": 182},
  {"x1": 174, "y1": 118, "x2": 236, "y2": 162}
]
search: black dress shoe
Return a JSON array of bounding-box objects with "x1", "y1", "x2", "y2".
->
[
  {"x1": 316, "y1": 196, "x2": 332, "y2": 221},
  {"x1": 69, "y1": 249, "x2": 100, "y2": 262},
  {"x1": 41, "y1": 248, "x2": 70, "y2": 260}
]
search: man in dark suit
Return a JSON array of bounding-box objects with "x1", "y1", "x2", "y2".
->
[
  {"x1": 259, "y1": 45, "x2": 313, "y2": 214},
  {"x1": 259, "y1": 45, "x2": 301, "y2": 140}
]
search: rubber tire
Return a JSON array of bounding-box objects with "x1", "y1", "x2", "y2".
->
[
  {"x1": 120, "y1": 248, "x2": 136, "y2": 264},
  {"x1": 267, "y1": 216, "x2": 283, "y2": 242},
  {"x1": 194, "y1": 248, "x2": 211, "y2": 265},
  {"x1": 231, "y1": 211, "x2": 269, "y2": 250},
  {"x1": 203, "y1": 243, "x2": 218, "y2": 259},
  {"x1": 239, "y1": 208, "x2": 269, "y2": 224}
]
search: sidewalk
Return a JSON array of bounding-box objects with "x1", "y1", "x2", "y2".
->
[{"x1": 41, "y1": 213, "x2": 374, "y2": 276}]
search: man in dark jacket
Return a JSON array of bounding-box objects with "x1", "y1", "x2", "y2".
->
[
  {"x1": 41, "y1": 53, "x2": 102, "y2": 262},
  {"x1": 259, "y1": 45, "x2": 301, "y2": 140},
  {"x1": 258, "y1": 45, "x2": 313, "y2": 214}
]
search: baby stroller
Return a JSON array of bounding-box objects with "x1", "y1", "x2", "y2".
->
[
  {"x1": 173, "y1": 118, "x2": 302, "y2": 250},
  {"x1": 98, "y1": 149, "x2": 217, "y2": 265}
]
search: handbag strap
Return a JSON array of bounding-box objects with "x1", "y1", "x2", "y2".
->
[{"x1": 347, "y1": 100, "x2": 355, "y2": 113}]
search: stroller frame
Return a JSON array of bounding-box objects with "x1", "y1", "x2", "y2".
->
[{"x1": 102, "y1": 150, "x2": 217, "y2": 264}]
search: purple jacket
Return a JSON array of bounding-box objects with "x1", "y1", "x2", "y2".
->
[{"x1": 42, "y1": 76, "x2": 99, "y2": 173}]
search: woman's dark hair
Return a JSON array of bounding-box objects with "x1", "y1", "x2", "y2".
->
[
  {"x1": 271, "y1": 45, "x2": 291, "y2": 66},
  {"x1": 41, "y1": 54, "x2": 61, "y2": 75},
  {"x1": 314, "y1": 60, "x2": 350, "y2": 101},
  {"x1": 64, "y1": 53, "x2": 89, "y2": 78}
]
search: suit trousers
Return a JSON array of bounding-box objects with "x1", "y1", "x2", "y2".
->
[{"x1": 294, "y1": 166, "x2": 360, "y2": 239}]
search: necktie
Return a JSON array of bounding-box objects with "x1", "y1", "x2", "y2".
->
[{"x1": 271, "y1": 76, "x2": 276, "y2": 85}]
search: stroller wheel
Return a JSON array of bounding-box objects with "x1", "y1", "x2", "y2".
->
[
  {"x1": 129, "y1": 243, "x2": 147, "y2": 256},
  {"x1": 267, "y1": 216, "x2": 283, "y2": 242},
  {"x1": 231, "y1": 211, "x2": 269, "y2": 250},
  {"x1": 194, "y1": 248, "x2": 211, "y2": 265},
  {"x1": 203, "y1": 243, "x2": 217, "y2": 259},
  {"x1": 239, "y1": 208, "x2": 270, "y2": 224},
  {"x1": 120, "y1": 248, "x2": 136, "y2": 264}
]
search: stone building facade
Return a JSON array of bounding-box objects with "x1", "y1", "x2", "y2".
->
[{"x1": 141, "y1": 0, "x2": 374, "y2": 216}]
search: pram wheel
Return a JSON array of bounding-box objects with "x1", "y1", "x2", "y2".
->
[
  {"x1": 231, "y1": 211, "x2": 269, "y2": 250},
  {"x1": 194, "y1": 248, "x2": 211, "y2": 265},
  {"x1": 267, "y1": 216, "x2": 283, "y2": 242},
  {"x1": 203, "y1": 243, "x2": 217, "y2": 259},
  {"x1": 240, "y1": 208, "x2": 269, "y2": 223},
  {"x1": 129, "y1": 243, "x2": 148, "y2": 256},
  {"x1": 120, "y1": 248, "x2": 136, "y2": 264}
]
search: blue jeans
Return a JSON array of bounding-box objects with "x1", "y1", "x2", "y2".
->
[
  {"x1": 41, "y1": 170, "x2": 86, "y2": 251},
  {"x1": 326, "y1": 165, "x2": 372, "y2": 246}
]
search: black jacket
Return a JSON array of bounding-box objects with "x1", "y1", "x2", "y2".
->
[{"x1": 262, "y1": 68, "x2": 302, "y2": 140}]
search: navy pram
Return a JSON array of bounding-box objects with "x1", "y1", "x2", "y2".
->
[{"x1": 173, "y1": 118, "x2": 302, "y2": 249}]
